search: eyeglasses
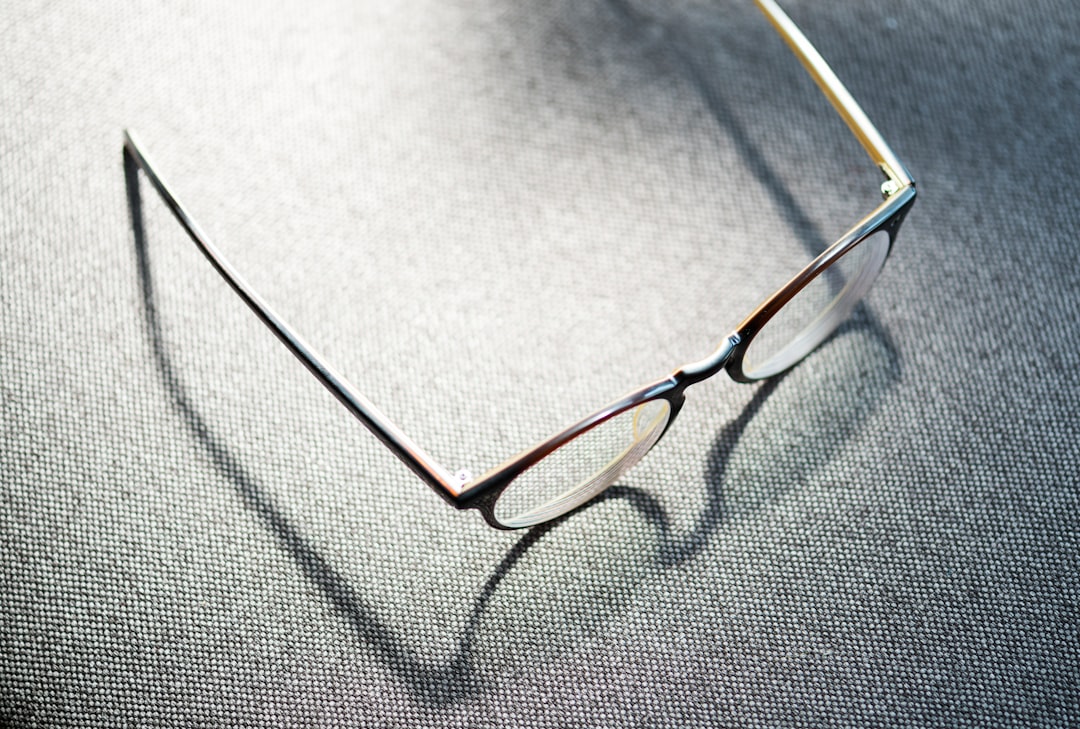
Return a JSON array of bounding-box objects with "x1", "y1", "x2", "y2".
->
[{"x1": 123, "y1": 0, "x2": 915, "y2": 530}]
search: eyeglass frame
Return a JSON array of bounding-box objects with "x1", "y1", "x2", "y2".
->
[{"x1": 123, "y1": 0, "x2": 916, "y2": 530}]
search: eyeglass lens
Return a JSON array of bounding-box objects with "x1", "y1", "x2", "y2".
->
[
  {"x1": 493, "y1": 399, "x2": 671, "y2": 528},
  {"x1": 741, "y1": 230, "x2": 890, "y2": 379}
]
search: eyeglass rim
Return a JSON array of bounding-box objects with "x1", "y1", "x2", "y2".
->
[
  {"x1": 462, "y1": 184, "x2": 914, "y2": 528},
  {"x1": 460, "y1": 383, "x2": 688, "y2": 528},
  {"x1": 725, "y1": 186, "x2": 916, "y2": 383},
  {"x1": 483, "y1": 395, "x2": 685, "y2": 529}
]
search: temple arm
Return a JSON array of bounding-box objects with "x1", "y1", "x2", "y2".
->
[
  {"x1": 756, "y1": 0, "x2": 914, "y2": 191},
  {"x1": 122, "y1": 130, "x2": 464, "y2": 499}
]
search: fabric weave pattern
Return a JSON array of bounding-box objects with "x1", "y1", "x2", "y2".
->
[{"x1": 1, "y1": 0, "x2": 1077, "y2": 726}]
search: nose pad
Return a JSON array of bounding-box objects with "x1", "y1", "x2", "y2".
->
[{"x1": 632, "y1": 400, "x2": 668, "y2": 441}]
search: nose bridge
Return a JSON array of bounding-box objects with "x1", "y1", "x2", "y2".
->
[{"x1": 674, "y1": 334, "x2": 741, "y2": 388}]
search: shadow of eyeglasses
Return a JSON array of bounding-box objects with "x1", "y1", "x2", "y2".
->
[{"x1": 602, "y1": 306, "x2": 899, "y2": 569}]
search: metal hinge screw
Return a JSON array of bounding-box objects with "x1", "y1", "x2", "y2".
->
[{"x1": 881, "y1": 179, "x2": 901, "y2": 198}]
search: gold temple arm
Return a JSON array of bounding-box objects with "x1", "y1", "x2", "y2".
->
[{"x1": 756, "y1": 0, "x2": 914, "y2": 191}]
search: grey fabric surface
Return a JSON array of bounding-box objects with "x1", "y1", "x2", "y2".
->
[{"x1": 2, "y1": 0, "x2": 1078, "y2": 726}]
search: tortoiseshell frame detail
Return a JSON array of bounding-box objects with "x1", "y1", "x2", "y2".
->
[{"x1": 123, "y1": 0, "x2": 915, "y2": 529}]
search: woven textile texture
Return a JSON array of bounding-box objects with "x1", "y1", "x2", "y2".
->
[{"x1": 2, "y1": 0, "x2": 1078, "y2": 726}]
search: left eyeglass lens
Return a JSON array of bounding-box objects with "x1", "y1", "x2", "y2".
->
[{"x1": 493, "y1": 399, "x2": 671, "y2": 529}]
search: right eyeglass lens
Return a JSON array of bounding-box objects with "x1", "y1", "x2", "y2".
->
[
  {"x1": 493, "y1": 399, "x2": 671, "y2": 529},
  {"x1": 742, "y1": 230, "x2": 890, "y2": 380}
]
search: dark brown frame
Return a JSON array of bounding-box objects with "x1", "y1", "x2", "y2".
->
[{"x1": 122, "y1": 0, "x2": 916, "y2": 529}]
